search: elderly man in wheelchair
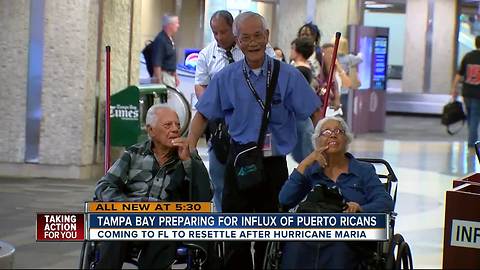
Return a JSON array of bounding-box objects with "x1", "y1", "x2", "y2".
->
[
  {"x1": 92, "y1": 104, "x2": 212, "y2": 269},
  {"x1": 277, "y1": 116, "x2": 394, "y2": 269}
]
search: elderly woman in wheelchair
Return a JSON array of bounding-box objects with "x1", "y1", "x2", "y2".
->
[{"x1": 278, "y1": 116, "x2": 394, "y2": 269}]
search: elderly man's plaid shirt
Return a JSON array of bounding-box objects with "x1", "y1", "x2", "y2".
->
[{"x1": 95, "y1": 140, "x2": 192, "y2": 202}]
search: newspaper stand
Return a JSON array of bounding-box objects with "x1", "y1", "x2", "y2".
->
[
  {"x1": 109, "y1": 84, "x2": 168, "y2": 147},
  {"x1": 442, "y1": 173, "x2": 480, "y2": 269}
]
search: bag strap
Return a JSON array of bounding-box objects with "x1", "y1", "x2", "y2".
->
[
  {"x1": 447, "y1": 120, "x2": 465, "y2": 135},
  {"x1": 257, "y1": 59, "x2": 280, "y2": 147}
]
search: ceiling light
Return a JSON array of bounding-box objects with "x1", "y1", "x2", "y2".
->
[{"x1": 366, "y1": 3, "x2": 394, "y2": 9}]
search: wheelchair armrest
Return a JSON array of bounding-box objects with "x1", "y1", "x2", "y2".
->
[{"x1": 179, "y1": 242, "x2": 208, "y2": 266}]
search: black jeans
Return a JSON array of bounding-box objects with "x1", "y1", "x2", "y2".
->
[
  {"x1": 222, "y1": 155, "x2": 288, "y2": 269},
  {"x1": 95, "y1": 241, "x2": 177, "y2": 269}
]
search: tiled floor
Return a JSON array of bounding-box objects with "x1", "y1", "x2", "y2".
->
[
  {"x1": 338, "y1": 115, "x2": 476, "y2": 269},
  {"x1": 0, "y1": 114, "x2": 476, "y2": 268}
]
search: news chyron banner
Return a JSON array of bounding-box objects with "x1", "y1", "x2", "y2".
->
[
  {"x1": 36, "y1": 213, "x2": 85, "y2": 241},
  {"x1": 87, "y1": 213, "x2": 388, "y2": 241},
  {"x1": 36, "y1": 202, "x2": 389, "y2": 242},
  {"x1": 36, "y1": 202, "x2": 211, "y2": 241}
]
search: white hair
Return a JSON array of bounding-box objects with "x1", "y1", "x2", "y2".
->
[
  {"x1": 162, "y1": 14, "x2": 178, "y2": 28},
  {"x1": 145, "y1": 104, "x2": 173, "y2": 128},
  {"x1": 232, "y1": 11, "x2": 267, "y2": 37},
  {"x1": 312, "y1": 116, "x2": 354, "y2": 150}
]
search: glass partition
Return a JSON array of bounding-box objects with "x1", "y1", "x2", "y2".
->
[
  {"x1": 456, "y1": 1, "x2": 479, "y2": 69},
  {"x1": 363, "y1": 1, "x2": 406, "y2": 91}
]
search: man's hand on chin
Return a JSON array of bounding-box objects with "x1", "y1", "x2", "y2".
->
[{"x1": 172, "y1": 137, "x2": 190, "y2": 161}]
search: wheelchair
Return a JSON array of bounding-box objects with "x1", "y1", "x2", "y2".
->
[
  {"x1": 80, "y1": 82, "x2": 201, "y2": 268},
  {"x1": 263, "y1": 158, "x2": 414, "y2": 270},
  {"x1": 139, "y1": 85, "x2": 192, "y2": 136},
  {"x1": 79, "y1": 240, "x2": 210, "y2": 269},
  {"x1": 79, "y1": 193, "x2": 213, "y2": 269}
]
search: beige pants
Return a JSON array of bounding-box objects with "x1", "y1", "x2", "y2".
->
[{"x1": 162, "y1": 71, "x2": 176, "y2": 88}]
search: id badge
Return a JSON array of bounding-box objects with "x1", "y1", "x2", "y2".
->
[{"x1": 262, "y1": 133, "x2": 272, "y2": 157}]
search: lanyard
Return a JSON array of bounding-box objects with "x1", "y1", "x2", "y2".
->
[{"x1": 242, "y1": 60, "x2": 272, "y2": 111}]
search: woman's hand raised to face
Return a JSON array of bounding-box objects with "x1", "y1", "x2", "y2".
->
[{"x1": 297, "y1": 146, "x2": 329, "y2": 175}]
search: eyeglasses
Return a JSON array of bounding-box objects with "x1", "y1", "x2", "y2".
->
[
  {"x1": 319, "y1": 128, "x2": 345, "y2": 137},
  {"x1": 238, "y1": 33, "x2": 265, "y2": 44}
]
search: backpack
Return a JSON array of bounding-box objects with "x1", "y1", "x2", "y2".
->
[{"x1": 142, "y1": 41, "x2": 154, "y2": 77}]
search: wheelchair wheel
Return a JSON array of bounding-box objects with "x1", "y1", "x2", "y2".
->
[
  {"x1": 385, "y1": 234, "x2": 401, "y2": 269},
  {"x1": 162, "y1": 86, "x2": 192, "y2": 136},
  {"x1": 385, "y1": 234, "x2": 413, "y2": 270},
  {"x1": 263, "y1": 241, "x2": 282, "y2": 270},
  {"x1": 214, "y1": 241, "x2": 225, "y2": 267},
  {"x1": 395, "y1": 241, "x2": 413, "y2": 270},
  {"x1": 79, "y1": 241, "x2": 96, "y2": 269}
]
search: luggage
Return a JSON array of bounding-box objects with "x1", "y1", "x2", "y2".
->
[{"x1": 441, "y1": 101, "x2": 466, "y2": 135}]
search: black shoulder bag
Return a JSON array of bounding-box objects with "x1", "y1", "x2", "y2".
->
[
  {"x1": 441, "y1": 100, "x2": 466, "y2": 135},
  {"x1": 295, "y1": 184, "x2": 347, "y2": 213},
  {"x1": 209, "y1": 119, "x2": 230, "y2": 164},
  {"x1": 231, "y1": 59, "x2": 280, "y2": 191},
  {"x1": 206, "y1": 50, "x2": 236, "y2": 164}
]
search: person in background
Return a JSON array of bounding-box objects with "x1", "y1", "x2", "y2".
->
[
  {"x1": 279, "y1": 116, "x2": 393, "y2": 269},
  {"x1": 321, "y1": 43, "x2": 351, "y2": 111},
  {"x1": 194, "y1": 10, "x2": 237, "y2": 213},
  {"x1": 273, "y1": 46, "x2": 286, "y2": 62},
  {"x1": 94, "y1": 104, "x2": 212, "y2": 269},
  {"x1": 194, "y1": 10, "x2": 275, "y2": 212},
  {"x1": 289, "y1": 39, "x2": 313, "y2": 83},
  {"x1": 451, "y1": 35, "x2": 480, "y2": 148},
  {"x1": 152, "y1": 14, "x2": 180, "y2": 88},
  {"x1": 297, "y1": 23, "x2": 323, "y2": 79},
  {"x1": 188, "y1": 12, "x2": 322, "y2": 269},
  {"x1": 337, "y1": 37, "x2": 362, "y2": 87},
  {"x1": 336, "y1": 37, "x2": 363, "y2": 123},
  {"x1": 297, "y1": 23, "x2": 341, "y2": 109},
  {"x1": 289, "y1": 37, "x2": 315, "y2": 163}
]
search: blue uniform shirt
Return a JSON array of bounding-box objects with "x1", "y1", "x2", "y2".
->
[
  {"x1": 195, "y1": 55, "x2": 320, "y2": 155},
  {"x1": 279, "y1": 153, "x2": 394, "y2": 212},
  {"x1": 152, "y1": 31, "x2": 177, "y2": 72}
]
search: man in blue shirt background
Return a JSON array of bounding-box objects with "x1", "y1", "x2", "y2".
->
[
  {"x1": 152, "y1": 14, "x2": 180, "y2": 88},
  {"x1": 187, "y1": 11, "x2": 322, "y2": 269}
]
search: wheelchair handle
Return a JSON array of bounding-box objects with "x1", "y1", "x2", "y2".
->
[{"x1": 357, "y1": 158, "x2": 398, "y2": 183}]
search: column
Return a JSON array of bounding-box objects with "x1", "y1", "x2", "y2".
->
[
  {"x1": 275, "y1": 0, "x2": 308, "y2": 59},
  {"x1": 402, "y1": 0, "x2": 429, "y2": 92},
  {"x1": 101, "y1": 0, "x2": 137, "y2": 93},
  {"x1": 314, "y1": 0, "x2": 352, "y2": 44},
  {"x1": 430, "y1": 0, "x2": 457, "y2": 94},
  {"x1": 0, "y1": 0, "x2": 29, "y2": 163},
  {"x1": 38, "y1": 0, "x2": 100, "y2": 168},
  {"x1": 176, "y1": 0, "x2": 203, "y2": 64}
]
